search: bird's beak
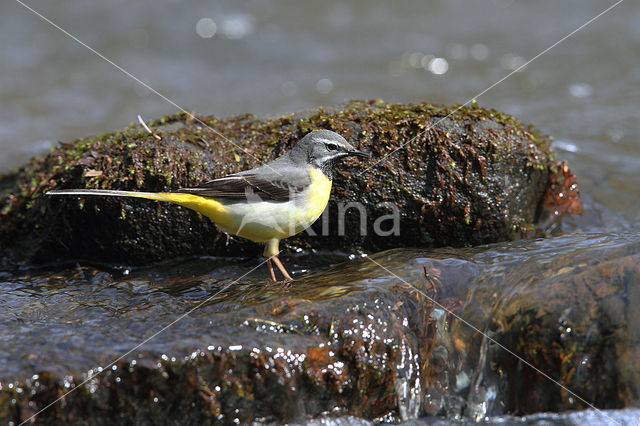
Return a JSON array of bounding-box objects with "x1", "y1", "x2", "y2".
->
[{"x1": 346, "y1": 149, "x2": 371, "y2": 159}]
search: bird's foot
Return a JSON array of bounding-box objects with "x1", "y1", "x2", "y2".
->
[
  {"x1": 266, "y1": 256, "x2": 294, "y2": 282},
  {"x1": 272, "y1": 256, "x2": 293, "y2": 281}
]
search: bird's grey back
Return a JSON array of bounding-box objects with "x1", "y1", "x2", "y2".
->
[{"x1": 236, "y1": 149, "x2": 311, "y2": 189}]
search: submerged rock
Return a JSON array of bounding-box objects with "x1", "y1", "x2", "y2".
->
[
  {"x1": 489, "y1": 246, "x2": 640, "y2": 413},
  {"x1": 0, "y1": 100, "x2": 579, "y2": 267},
  {"x1": 417, "y1": 233, "x2": 640, "y2": 418}
]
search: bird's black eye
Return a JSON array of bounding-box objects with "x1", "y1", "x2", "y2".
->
[{"x1": 326, "y1": 143, "x2": 339, "y2": 151}]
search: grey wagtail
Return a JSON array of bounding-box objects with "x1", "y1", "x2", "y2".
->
[{"x1": 47, "y1": 130, "x2": 369, "y2": 281}]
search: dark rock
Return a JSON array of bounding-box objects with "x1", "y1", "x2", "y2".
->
[{"x1": 0, "y1": 100, "x2": 579, "y2": 267}]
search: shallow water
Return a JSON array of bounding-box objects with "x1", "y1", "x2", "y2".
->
[{"x1": 1, "y1": 0, "x2": 640, "y2": 423}]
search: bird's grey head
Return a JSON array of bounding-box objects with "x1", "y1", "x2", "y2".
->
[{"x1": 290, "y1": 130, "x2": 369, "y2": 176}]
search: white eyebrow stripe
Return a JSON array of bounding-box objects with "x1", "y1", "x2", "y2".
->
[{"x1": 316, "y1": 138, "x2": 340, "y2": 144}]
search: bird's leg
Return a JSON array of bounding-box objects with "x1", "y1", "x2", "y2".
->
[
  {"x1": 271, "y1": 256, "x2": 293, "y2": 282},
  {"x1": 263, "y1": 238, "x2": 293, "y2": 281},
  {"x1": 266, "y1": 258, "x2": 277, "y2": 282}
]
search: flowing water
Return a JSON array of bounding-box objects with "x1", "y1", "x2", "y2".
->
[{"x1": 1, "y1": 0, "x2": 639, "y2": 424}]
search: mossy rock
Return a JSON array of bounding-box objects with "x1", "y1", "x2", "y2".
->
[{"x1": 0, "y1": 100, "x2": 579, "y2": 267}]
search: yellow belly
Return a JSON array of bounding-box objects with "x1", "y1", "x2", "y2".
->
[{"x1": 156, "y1": 168, "x2": 332, "y2": 243}]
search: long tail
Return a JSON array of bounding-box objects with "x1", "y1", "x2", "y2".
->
[
  {"x1": 46, "y1": 189, "x2": 173, "y2": 202},
  {"x1": 46, "y1": 189, "x2": 227, "y2": 221}
]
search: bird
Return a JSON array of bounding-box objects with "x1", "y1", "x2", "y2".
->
[{"x1": 47, "y1": 129, "x2": 369, "y2": 281}]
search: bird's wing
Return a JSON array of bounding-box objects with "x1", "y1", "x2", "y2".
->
[{"x1": 175, "y1": 172, "x2": 309, "y2": 202}]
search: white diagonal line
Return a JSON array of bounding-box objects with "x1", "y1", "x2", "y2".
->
[
  {"x1": 360, "y1": 0, "x2": 626, "y2": 176},
  {"x1": 11, "y1": 0, "x2": 628, "y2": 424},
  {"x1": 13, "y1": 0, "x2": 282, "y2": 176},
  {"x1": 365, "y1": 256, "x2": 623, "y2": 426},
  {"x1": 18, "y1": 258, "x2": 269, "y2": 425}
]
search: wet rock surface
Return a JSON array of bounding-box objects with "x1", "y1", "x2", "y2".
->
[
  {"x1": 0, "y1": 100, "x2": 578, "y2": 267},
  {"x1": 1, "y1": 253, "x2": 431, "y2": 424},
  {"x1": 2, "y1": 233, "x2": 639, "y2": 424}
]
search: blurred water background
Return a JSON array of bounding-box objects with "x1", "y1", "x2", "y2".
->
[{"x1": 1, "y1": 0, "x2": 640, "y2": 424}]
